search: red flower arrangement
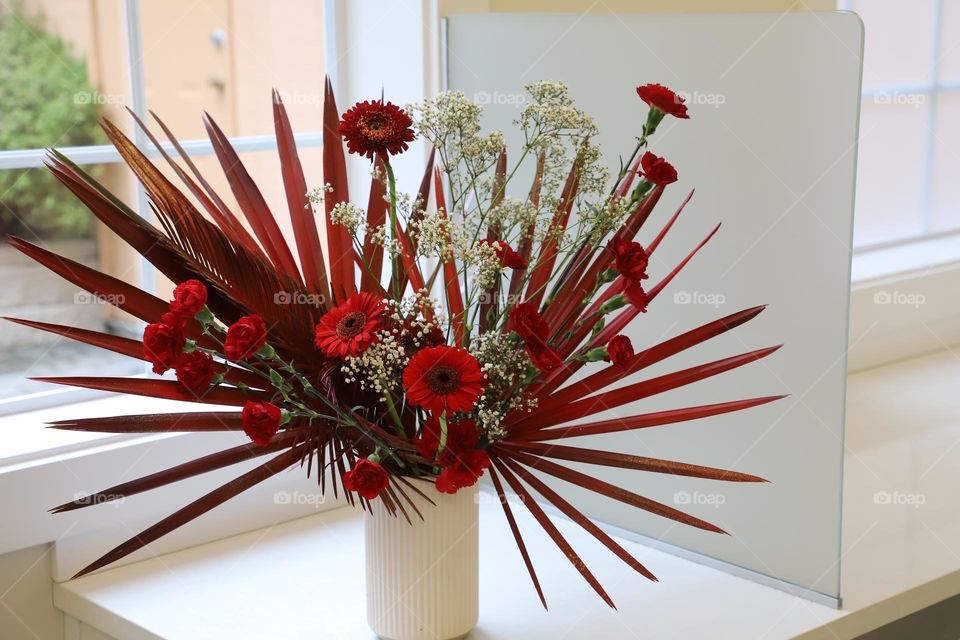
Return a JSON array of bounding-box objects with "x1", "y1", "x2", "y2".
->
[{"x1": 10, "y1": 79, "x2": 783, "y2": 610}]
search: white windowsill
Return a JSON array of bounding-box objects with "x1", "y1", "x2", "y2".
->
[
  {"x1": 46, "y1": 347, "x2": 960, "y2": 639},
  {"x1": 0, "y1": 395, "x2": 221, "y2": 467},
  {"x1": 852, "y1": 233, "x2": 960, "y2": 284}
]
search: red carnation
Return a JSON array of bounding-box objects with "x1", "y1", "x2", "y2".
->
[
  {"x1": 526, "y1": 343, "x2": 563, "y2": 372},
  {"x1": 241, "y1": 400, "x2": 281, "y2": 446},
  {"x1": 169, "y1": 279, "x2": 208, "y2": 318},
  {"x1": 225, "y1": 315, "x2": 268, "y2": 360},
  {"x1": 403, "y1": 346, "x2": 484, "y2": 413},
  {"x1": 636, "y1": 83, "x2": 689, "y2": 119},
  {"x1": 480, "y1": 239, "x2": 528, "y2": 269},
  {"x1": 339, "y1": 100, "x2": 415, "y2": 160},
  {"x1": 640, "y1": 152, "x2": 678, "y2": 186},
  {"x1": 343, "y1": 458, "x2": 390, "y2": 500},
  {"x1": 399, "y1": 320, "x2": 446, "y2": 353},
  {"x1": 508, "y1": 303, "x2": 549, "y2": 342},
  {"x1": 605, "y1": 335, "x2": 635, "y2": 366},
  {"x1": 175, "y1": 350, "x2": 216, "y2": 394},
  {"x1": 415, "y1": 416, "x2": 490, "y2": 494},
  {"x1": 161, "y1": 311, "x2": 186, "y2": 330},
  {"x1": 143, "y1": 318, "x2": 185, "y2": 374},
  {"x1": 609, "y1": 236, "x2": 649, "y2": 281},
  {"x1": 625, "y1": 282, "x2": 649, "y2": 313},
  {"x1": 314, "y1": 292, "x2": 385, "y2": 359}
]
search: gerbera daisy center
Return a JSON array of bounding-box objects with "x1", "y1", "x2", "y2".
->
[
  {"x1": 336, "y1": 311, "x2": 367, "y2": 339},
  {"x1": 426, "y1": 365, "x2": 461, "y2": 395}
]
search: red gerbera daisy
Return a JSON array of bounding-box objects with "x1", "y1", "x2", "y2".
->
[
  {"x1": 403, "y1": 346, "x2": 484, "y2": 413},
  {"x1": 314, "y1": 292, "x2": 386, "y2": 359},
  {"x1": 636, "y1": 83, "x2": 689, "y2": 119},
  {"x1": 339, "y1": 100, "x2": 416, "y2": 160}
]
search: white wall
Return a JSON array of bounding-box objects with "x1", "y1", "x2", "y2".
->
[{"x1": 0, "y1": 544, "x2": 62, "y2": 640}]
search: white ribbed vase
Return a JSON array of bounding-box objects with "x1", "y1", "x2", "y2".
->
[{"x1": 365, "y1": 483, "x2": 479, "y2": 640}]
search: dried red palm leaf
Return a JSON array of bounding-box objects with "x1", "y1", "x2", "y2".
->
[
  {"x1": 273, "y1": 90, "x2": 331, "y2": 302},
  {"x1": 501, "y1": 442, "x2": 768, "y2": 482},
  {"x1": 7, "y1": 237, "x2": 166, "y2": 325},
  {"x1": 536, "y1": 305, "x2": 768, "y2": 409},
  {"x1": 434, "y1": 168, "x2": 465, "y2": 344},
  {"x1": 494, "y1": 447, "x2": 726, "y2": 534},
  {"x1": 488, "y1": 464, "x2": 547, "y2": 609},
  {"x1": 491, "y1": 457, "x2": 616, "y2": 608},
  {"x1": 515, "y1": 395, "x2": 785, "y2": 442},
  {"x1": 524, "y1": 159, "x2": 582, "y2": 308},
  {"x1": 322, "y1": 77, "x2": 357, "y2": 303},
  {"x1": 542, "y1": 221, "x2": 723, "y2": 398},
  {"x1": 4, "y1": 317, "x2": 142, "y2": 361},
  {"x1": 90, "y1": 120, "x2": 318, "y2": 345},
  {"x1": 480, "y1": 150, "x2": 509, "y2": 332},
  {"x1": 52, "y1": 429, "x2": 301, "y2": 513},
  {"x1": 362, "y1": 154, "x2": 389, "y2": 291},
  {"x1": 48, "y1": 412, "x2": 245, "y2": 433},
  {"x1": 203, "y1": 112, "x2": 302, "y2": 284},
  {"x1": 554, "y1": 185, "x2": 665, "y2": 316},
  {"x1": 511, "y1": 345, "x2": 781, "y2": 432},
  {"x1": 507, "y1": 153, "x2": 545, "y2": 301},
  {"x1": 125, "y1": 109, "x2": 264, "y2": 258},
  {"x1": 72, "y1": 444, "x2": 307, "y2": 578},
  {"x1": 498, "y1": 455, "x2": 657, "y2": 582},
  {"x1": 3, "y1": 318, "x2": 263, "y2": 389},
  {"x1": 31, "y1": 377, "x2": 266, "y2": 406},
  {"x1": 395, "y1": 147, "x2": 437, "y2": 290}
]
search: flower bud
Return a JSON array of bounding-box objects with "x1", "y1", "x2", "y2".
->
[{"x1": 599, "y1": 294, "x2": 627, "y2": 315}]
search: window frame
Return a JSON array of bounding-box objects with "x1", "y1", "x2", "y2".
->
[
  {"x1": 0, "y1": 0, "x2": 330, "y2": 417},
  {"x1": 843, "y1": 0, "x2": 959, "y2": 252}
]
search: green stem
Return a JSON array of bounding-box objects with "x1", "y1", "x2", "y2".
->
[{"x1": 384, "y1": 160, "x2": 401, "y2": 299}]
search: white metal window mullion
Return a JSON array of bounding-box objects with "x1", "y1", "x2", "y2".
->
[
  {"x1": 123, "y1": 0, "x2": 155, "y2": 296},
  {"x1": 921, "y1": 0, "x2": 945, "y2": 235},
  {"x1": 0, "y1": 134, "x2": 325, "y2": 170}
]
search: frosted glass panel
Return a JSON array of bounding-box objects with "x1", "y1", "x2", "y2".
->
[{"x1": 447, "y1": 11, "x2": 861, "y2": 603}]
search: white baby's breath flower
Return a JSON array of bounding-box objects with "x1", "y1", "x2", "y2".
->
[{"x1": 329, "y1": 202, "x2": 364, "y2": 235}]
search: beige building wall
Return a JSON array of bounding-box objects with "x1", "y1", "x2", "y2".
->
[{"x1": 16, "y1": 0, "x2": 326, "y2": 305}]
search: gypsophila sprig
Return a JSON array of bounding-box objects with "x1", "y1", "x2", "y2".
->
[{"x1": 329, "y1": 202, "x2": 365, "y2": 235}]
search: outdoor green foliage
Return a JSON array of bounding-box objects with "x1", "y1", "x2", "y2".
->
[{"x1": 0, "y1": 9, "x2": 104, "y2": 238}]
